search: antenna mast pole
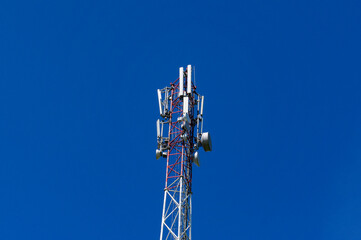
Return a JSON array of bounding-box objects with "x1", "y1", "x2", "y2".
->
[{"x1": 156, "y1": 65, "x2": 212, "y2": 240}]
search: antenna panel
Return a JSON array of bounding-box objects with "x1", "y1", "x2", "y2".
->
[
  {"x1": 187, "y1": 65, "x2": 192, "y2": 93},
  {"x1": 157, "y1": 89, "x2": 163, "y2": 115},
  {"x1": 179, "y1": 67, "x2": 184, "y2": 97},
  {"x1": 164, "y1": 88, "x2": 169, "y2": 112},
  {"x1": 156, "y1": 119, "x2": 160, "y2": 137},
  {"x1": 161, "y1": 120, "x2": 164, "y2": 138},
  {"x1": 183, "y1": 96, "x2": 189, "y2": 114},
  {"x1": 200, "y1": 96, "x2": 204, "y2": 115}
]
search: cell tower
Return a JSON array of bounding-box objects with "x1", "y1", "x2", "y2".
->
[{"x1": 156, "y1": 65, "x2": 212, "y2": 240}]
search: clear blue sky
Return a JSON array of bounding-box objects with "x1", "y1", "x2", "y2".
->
[{"x1": 0, "y1": 0, "x2": 360, "y2": 239}]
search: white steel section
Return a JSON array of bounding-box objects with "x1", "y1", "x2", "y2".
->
[
  {"x1": 179, "y1": 67, "x2": 184, "y2": 97},
  {"x1": 187, "y1": 65, "x2": 192, "y2": 93},
  {"x1": 158, "y1": 89, "x2": 163, "y2": 115},
  {"x1": 160, "y1": 190, "x2": 167, "y2": 240}
]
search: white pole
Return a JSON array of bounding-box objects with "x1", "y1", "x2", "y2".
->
[{"x1": 159, "y1": 190, "x2": 167, "y2": 240}]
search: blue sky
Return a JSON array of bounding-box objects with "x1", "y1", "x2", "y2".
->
[{"x1": 0, "y1": 0, "x2": 360, "y2": 239}]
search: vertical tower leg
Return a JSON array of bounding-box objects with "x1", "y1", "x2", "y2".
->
[{"x1": 160, "y1": 190, "x2": 167, "y2": 240}]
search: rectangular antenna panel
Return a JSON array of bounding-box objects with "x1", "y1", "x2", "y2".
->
[
  {"x1": 179, "y1": 67, "x2": 184, "y2": 97},
  {"x1": 183, "y1": 96, "x2": 189, "y2": 114},
  {"x1": 161, "y1": 120, "x2": 164, "y2": 137},
  {"x1": 164, "y1": 88, "x2": 169, "y2": 112},
  {"x1": 187, "y1": 65, "x2": 192, "y2": 93},
  {"x1": 157, "y1": 89, "x2": 163, "y2": 115},
  {"x1": 156, "y1": 119, "x2": 160, "y2": 137},
  {"x1": 200, "y1": 96, "x2": 204, "y2": 115}
]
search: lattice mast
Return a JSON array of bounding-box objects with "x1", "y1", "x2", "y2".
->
[{"x1": 156, "y1": 65, "x2": 212, "y2": 240}]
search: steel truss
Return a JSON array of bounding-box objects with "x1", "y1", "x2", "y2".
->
[{"x1": 159, "y1": 72, "x2": 198, "y2": 240}]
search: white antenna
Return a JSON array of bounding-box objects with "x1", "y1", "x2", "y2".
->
[
  {"x1": 160, "y1": 121, "x2": 163, "y2": 138},
  {"x1": 183, "y1": 96, "x2": 189, "y2": 114},
  {"x1": 157, "y1": 89, "x2": 163, "y2": 115},
  {"x1": 187, "y1": 65, "x2": 192, "y2": 93},
  {"x1": 156, "y1": 119, "x2": 160, "y2": 138},
  {"x1": 179, "y1": 67, "x2": 184, "y2": 97},
  {"x1": 164, "y1": 88, "x2": 169, "y2": 113},
  {"x1": 200, "y1": 96, "x2": 204, "y2": 116}
]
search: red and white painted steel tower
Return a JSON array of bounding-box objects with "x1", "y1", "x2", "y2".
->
[{"x1": 156, "y1": 65, "x2": 212, "y2": 240}]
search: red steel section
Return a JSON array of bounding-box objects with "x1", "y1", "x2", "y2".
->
[{"x1": 164, "y1": 78, "x2": 197, "y2": 193}]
